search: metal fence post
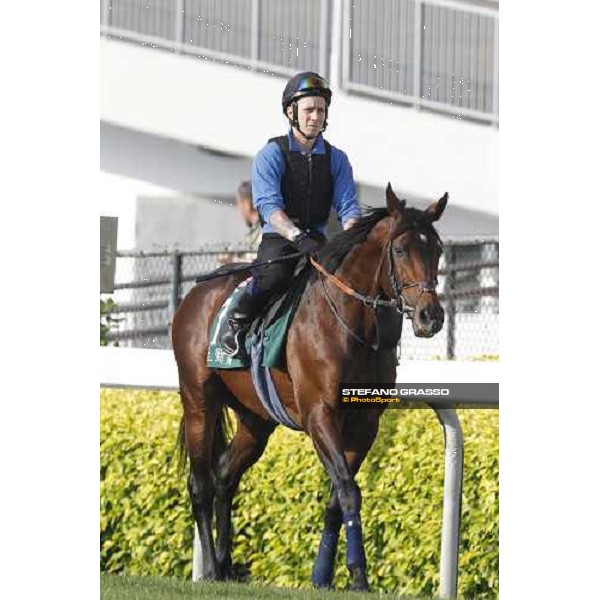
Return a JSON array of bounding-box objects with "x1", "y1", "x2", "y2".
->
[
  {"x1": 250, "y1": 0, "x2": 260, "y2": 68},
  {"x1": 445, "y1": 246, "x2": 456, "y2": 360},
  {"x1": 492, "y1": 15, "x2": 499, "y2": 119},
  {"x1": 433, "y1": 407, "x2": 464, "y2": 599},
  {"x1": 170, "y1": 251, "x2": 182, "y2": 320},
  {"x1": 102, "y1": 0, "x2": 111, "y2": 28},
  {"x1": 175, "y1": 0, "x2": 185, "y2": 51},
  {"x1": 319, "y1": 0, "x2": 330, "y2": 78},
  {"x1": 412, "y1": 0, "x2": 424, "y2": 103},
  {"x1": 340, "y1": 0, "x2": 350, "y2": 88}
]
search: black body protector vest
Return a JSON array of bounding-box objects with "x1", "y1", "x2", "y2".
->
[{"x1": 268, "y1": 135, "x2": 334, "y2": 230}]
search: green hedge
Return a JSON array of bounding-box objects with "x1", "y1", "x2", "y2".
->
[{"x1": 101, "y1": 389, "x2": 498, "y2": 599}]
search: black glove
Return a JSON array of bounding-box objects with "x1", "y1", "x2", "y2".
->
[{"x1": 292, "y1": 231, "x2": 321, "y2": 257}]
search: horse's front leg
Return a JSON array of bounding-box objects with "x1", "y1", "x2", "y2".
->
[
  {"x1": 311, "y1": 482, "x2": 342, "y2": 588},
  {"x1": 306, "y1": 403, "x2": 370, "y2": 591},
  {"x1": 311, "y1": 411, "x2": 381, "y2": 589}
]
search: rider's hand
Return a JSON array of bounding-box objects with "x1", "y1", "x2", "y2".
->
[{"x1": 292, "y1": 231, "x2": 321, "y2": 257}]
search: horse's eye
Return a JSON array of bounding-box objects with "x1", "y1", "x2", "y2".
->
[{"x1": 394, "y1": 246, "x2": 406, "y2": 257}]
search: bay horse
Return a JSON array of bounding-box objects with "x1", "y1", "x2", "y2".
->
[{"x1": 171, "y1": 184, "x2": 447, "y2": 591}]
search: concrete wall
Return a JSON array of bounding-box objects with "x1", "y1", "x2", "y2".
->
[
  {"x1": 101, "y1": 121, "x2": 498, "y2": 241},
  {"x1": 100, "y1": 36, "x2": 498, "y2": 217},
  {"x1": 100, "y1": 171, "x2": 172, "y2": 250},
  {"x1": 99, "y1": 170, "x2": 248, "y2": 252},
  {"x1": 100, "y1": 124, "x2": 251, "y2": 251},
  {"x1": 135, "y1": 195, "x2": 246, "y2": 251}
]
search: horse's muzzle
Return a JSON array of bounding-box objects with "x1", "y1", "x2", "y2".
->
[{"x1": 413, "y1": 302, "x2": 445, "y2": 338}]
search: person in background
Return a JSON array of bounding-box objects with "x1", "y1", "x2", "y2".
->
[
  {"x1": 217, "y1": 180, "x2": 262, "y2": 265},
  {"x1": 236, "y1": 180, "x2": 262, "y2": 252}
]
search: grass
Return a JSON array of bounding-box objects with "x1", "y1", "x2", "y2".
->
[{"x1": 100, "y1": 574, "x2": 440, "y2": 600}]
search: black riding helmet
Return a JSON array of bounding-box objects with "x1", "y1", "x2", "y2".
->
[{"x1": 282, "y1": 71, "x2": 332, "y2": 138}]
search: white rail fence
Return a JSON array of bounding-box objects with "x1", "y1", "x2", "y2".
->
[{"x1": 100, "y1": 346, "x2": 499, "y2": 598}]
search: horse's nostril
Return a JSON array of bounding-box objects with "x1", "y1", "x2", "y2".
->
[{"x1": 419, "y1": 307, "x2": 430, "y2": 323}]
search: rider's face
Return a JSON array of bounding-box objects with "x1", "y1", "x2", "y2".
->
[{"x1": 287, "y1": 96, "x2": 326, "y2": 136}]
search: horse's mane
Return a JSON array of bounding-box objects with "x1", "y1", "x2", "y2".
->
[
  {"x1": 315, "y1": 205, "x2": 442, "y2": 274},
  {"x1": 317, "y1": 207, "x2": 390, "y2": 272}
]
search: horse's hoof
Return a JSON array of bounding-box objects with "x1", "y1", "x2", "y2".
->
[
  {"x1": 347, "y1": 568, "x2": 369, "y2": 592},
  {"x1": 225, "y1": 562, "x2": 251, "y2": 583},
  {"x1": 311, "y1": 571, "x2": 334, "y2": 589},
  {"x1": 312, "y1": 580, "x2": 334, "y2": 590}
]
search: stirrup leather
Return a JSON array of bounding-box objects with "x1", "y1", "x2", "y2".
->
[{"x1": 222, "y1": 320, "x2": 248, "y2": 358}]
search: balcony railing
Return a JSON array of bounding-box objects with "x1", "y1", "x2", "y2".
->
[
  {"x1": 100, "y1": 0, "x2": 331, "y2": 77},
  {"x1": 101, "y1": 0, "x2": 498, "y2": 124},
  {"x1": 342, "y1": 0, "x2": 498, "y2": 123}
]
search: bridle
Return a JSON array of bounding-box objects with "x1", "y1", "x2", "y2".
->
[
  {"x1": 388, "y1": 230, "x2": 440, "y2": 303},
  {"x1": 309, "y1": 222, "x2": 442, "y2": 348}
]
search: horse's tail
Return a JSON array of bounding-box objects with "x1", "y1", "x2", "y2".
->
[
  {"x1": 212, "y1": 404, "x2": 233, "y2": 472},
  {"x1": 175, "y1": 403, "x2": 233, "y2": 476},
  {"x1": 175, "y1": 416, "x2": 188, "y2": 475}
]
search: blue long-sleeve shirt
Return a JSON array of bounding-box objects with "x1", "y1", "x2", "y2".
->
[{"x1": 252, "y1": 130, "x2": 361, "y2": 235}]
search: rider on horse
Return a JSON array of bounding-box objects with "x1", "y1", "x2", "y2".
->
[{"x1": 222, "y1": 71, "x2": 362, "y2": 359}]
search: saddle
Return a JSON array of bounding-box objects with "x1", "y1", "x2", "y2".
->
[{"x1": 205, "y1": 260, "x2": 313, "y2": 431}]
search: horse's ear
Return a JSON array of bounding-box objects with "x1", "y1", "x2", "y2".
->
[
  {"x1": 425, "y1": 192, "x2": 449, "y2": 222},
  {"x1": 386, "y1": 182, "x2": 406, "y2": 216}
]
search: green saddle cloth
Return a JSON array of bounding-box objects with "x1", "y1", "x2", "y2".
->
[{"x1": 206, "y1": 278, "x2": 302, "y2": 370}]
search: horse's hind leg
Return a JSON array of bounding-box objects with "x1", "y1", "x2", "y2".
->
[
  {"x1": 214, "y1": 411, "x2": 276, "y2": 579},
  {"x1": 180, "y1": 377, "x2": 221, "y2": 580}
]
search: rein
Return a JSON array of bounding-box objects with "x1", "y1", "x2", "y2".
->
[
  {"x1": 311, "y1": 248, "x2": 399, "y2": 310},
  {"x1": 311, "y1": 242, "x2": 436, "y2": 311}
]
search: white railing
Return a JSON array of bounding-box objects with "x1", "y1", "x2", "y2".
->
[
  {"x1": 100, "y1": 0, "x2": 498, "y2": 124},
  {"x1": 100, "y1": 0, "x2": 330, "y2": 78},
  {"x1": 341, "y1": 0, "x2": 498, "y2": 124}
]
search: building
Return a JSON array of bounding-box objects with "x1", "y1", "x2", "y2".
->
[{"x1": 100, "y1": 0, "x2": 499, "y2": 355}]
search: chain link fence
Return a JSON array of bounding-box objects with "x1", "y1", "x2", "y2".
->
[
  {"x1": 400, "y1": 239, "x2": 498, "y2": 360},
  {"x1": 101, "y1": 240, "x2": 498, "y2": 359}
]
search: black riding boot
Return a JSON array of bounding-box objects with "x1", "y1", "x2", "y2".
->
[{"x1": 221, "y1": 289, "x2": 263, "y2": 360}]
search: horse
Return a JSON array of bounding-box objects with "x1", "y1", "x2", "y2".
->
[{"x1": 171, "y1": 183, "x2": 447, "y2": 591}]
